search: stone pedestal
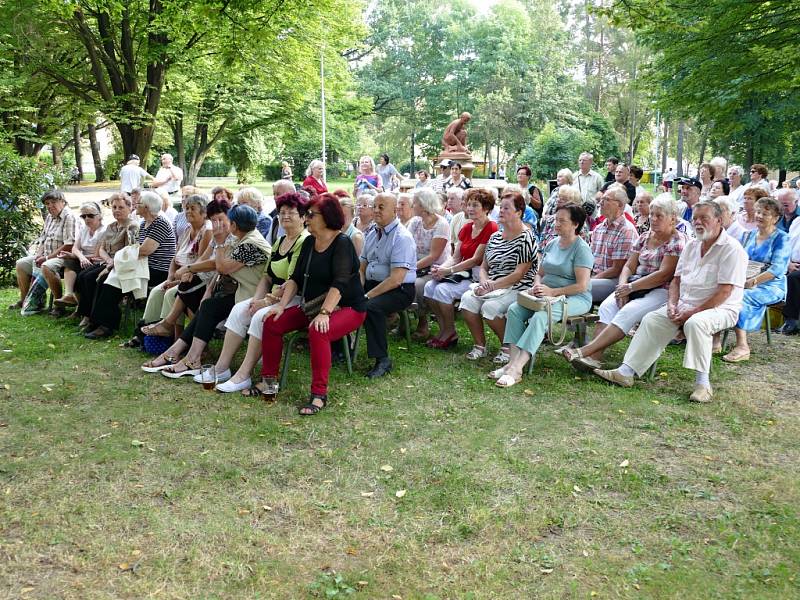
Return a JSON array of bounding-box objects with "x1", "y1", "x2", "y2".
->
[{"x1": 434, "y1": 152, "x2": 475, "y2": 180}]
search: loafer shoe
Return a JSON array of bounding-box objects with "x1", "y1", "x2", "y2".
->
[
  {"x1": 593, "y1": 368, "x2": 634, "y2": 388},
  {"x1": 84, "y1": 326, "x2": 113, "y2": 339},
  {"x1": 689, "y1": 384, "x2": 713, "y2": 403},
  {"x1": 215, "y1": 377, "x2": 252, "y2": 393},
  {"x1": 193, "y1": 368, "x2": 231, "y2": 384}
]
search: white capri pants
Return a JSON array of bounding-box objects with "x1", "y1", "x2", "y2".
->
[
  {"x1": 423, "y1": 277, "x2": 473, "y2": 305},
  {"x1": 597, "y1": 288, "x2": 669, "y2": 335},
  {"x1": 458, "y1": 287, "x2": 518, "y2": 321},
  {"x1": 224, "y1": 295, "x2": 301, "y2": 339}
]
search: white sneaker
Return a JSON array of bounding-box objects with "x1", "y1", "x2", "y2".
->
[
  {"x1": 215, "y1": 378, "x2": 252, "y2": 393},
  {"x1": 192, "y1": 368, "x2": 231, "y2": 384}
]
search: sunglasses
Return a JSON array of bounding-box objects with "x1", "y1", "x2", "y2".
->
[{"x1": 80, "y1": 214, "x2": 99, "y2": 219}]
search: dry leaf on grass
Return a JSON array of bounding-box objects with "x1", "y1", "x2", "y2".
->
[
  {"x1": 395, "y1": 489, "x2": 407, "y2": 498},
  {"x1": 130, "y1": 440, "x2": 144, "y2": 447},
  {"x1": 360, "y1": 491, "x2": 374, "y2": 498},
  {"x1": 540, "y1": 568, "x2": 554, "y2": 574},
  {"x1": 619, "y1": 459, "x2": 630, "y2": 468},
  {"x1": 380, "y1": 464, "x2": 393, "y2": 472}
]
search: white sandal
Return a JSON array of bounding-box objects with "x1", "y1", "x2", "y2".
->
[
  {"x1": 495, "y1": 373, "x2": 521, "y2": 388},
  {"x1": 487, "y1": 366, "x2": 507, "y2": 380},
  {"x1": 466, "y1": 345, "x2": 487, "y2": 360}
]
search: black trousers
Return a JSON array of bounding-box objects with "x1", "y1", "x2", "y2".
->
[
  {"x1": 179, "y1": 293, "x2": 236, "y2": 345},
  {"x1": 91, "y1": 269, "x2": 168, "y2": 330},
  {"x1": 76, "y1": 263, "x2": 107, "y2": 317},
  {"x1": 783, "y1": 269, "x2": 800, "y2": 320},
  {"x1": 363, "y1": 280, "x2": 414, "y2": 359}
]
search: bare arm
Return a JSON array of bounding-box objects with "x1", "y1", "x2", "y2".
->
[
  {"x1": 594, "y1": 258, "x2": 627, "y2": 280},
  {"x1": 417, "y1": 237, "x2": 448, "y2": 270}
]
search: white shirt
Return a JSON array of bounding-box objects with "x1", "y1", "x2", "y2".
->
[
  {"x1": 663, "y1": 171, "x2": 676, "y2": 182},
  {"x1": 787, "y1": 217, "x2": 800, "y2": 262},
  {"x1": 119, "y1": 164, "x2": 150, "y2": 193},
  {"x1": 575, "y1": 170, "x2": 604, "y2": 204},
  {"x1": 729, "y1": 184, "x2": 745, "y2": 209},
  {"x1": 155, "y1": 165, "x2": 184, "y2": 194},
  {"x1": 675, "y1": 229, "x2": 747, "y2": 315}
]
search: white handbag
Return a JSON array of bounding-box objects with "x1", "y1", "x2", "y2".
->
[{"x1": 517, "y1": 290, "x2": 569, "y2": 346}]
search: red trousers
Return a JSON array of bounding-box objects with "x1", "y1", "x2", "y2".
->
[{"x1": 261, "y1": 305, "x2": 366, "y2": 395}]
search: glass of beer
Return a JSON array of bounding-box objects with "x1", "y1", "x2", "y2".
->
[{"x1": 201, "y1": 365, "x2": 216, "y2": 390}]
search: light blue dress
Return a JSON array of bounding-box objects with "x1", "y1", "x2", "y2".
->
[
  {"x1": 737, "y1": 229, "x2": 790, "y2": 331},
  {"x1": 504, "y1": 237, "x2": 594, "y2": 356}
]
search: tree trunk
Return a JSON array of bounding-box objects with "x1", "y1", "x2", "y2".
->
[
  {"x1": 676, "y1": 121, "x2": 685, "y2": 177},
  {"x1": 73, "y1": 124, "x2": 83, "y2": 181},
  {"x1": 87, "y1": 122, "x2": 105, "y2": 182},
  {"x1": 410, "y1": 128, "x2": 415, "y2": 174},
  {"x1": 779, "y1": 168, "x2": 787, "y2": 186},
  {"x1": 52, "y1": 143, "x2": 63, "y2": 172},
  {"x1": 172, "y1": 113, "x2": 186, "y2": 176},
  {"x1": 698, "y1": 133, "x2": 707, "y2": 166},
  {"x1": 661, "y1": 121, "x2": 668, "y2": 173}
]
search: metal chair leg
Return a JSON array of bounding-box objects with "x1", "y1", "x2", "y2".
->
[
  {"x1": 401, "y1": 309, "x2": 412, "y2": 347},
  {"x1": 341, "y1": 334, "x2": 353, "y2": 375},
  {"x1": 765, "y1": 308, "x2": 772, "y2": 345},
  {"x1": 647, "y1": 360, "x2": 658, "y2": 381},
  {"x1": 279, "y1": 331, "x2": 299, "y2": 389}
]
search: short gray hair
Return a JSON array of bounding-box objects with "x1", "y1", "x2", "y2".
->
[
  {"x1": 579, "y1": 152, "x2": 594, "y2": 161},
  {"x1": 649, "y1": 193, "x2": 680, "y2": 219},
  {"x1": 184, "y1": 194, "x2": 209, "y2": 213},
  {"x1": 139, "y1": 191, "x2": 162, "y2": 215},
  {"x1": 604, "y1": 183, "x2": 629, "y2": 205},
  {"x1": 557, "y1": 168, "x2": 574, "y2": 184},
  {"x1": 728, "y1": 164, "x2": 744, "y2": 177},
  {"x1": 713, "y1": 195, "x2": 738, "y2": 216},
  {"x1": 446, "y1": 186, "x2": 465, "y2": 200},
  {"x1": 695, "y1": 199, "x2": 722, "y2": 218},
  {"x1": 272, "y1": 179, "x2": 294, "y2": 197},
  {"x1": 413, "y1": 187, "x2": 442, "y2": 214},
  {"x1": 236, "y1": 187, "x2": 263, "y2": 211}
]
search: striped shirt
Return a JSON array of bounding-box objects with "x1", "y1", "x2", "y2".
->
[
  {"x1": 138, "y1": 215, "x2": 176, "y2": 273},
  {"x1": 484, "y1": 229, "x2": 539, "y2": 290}
]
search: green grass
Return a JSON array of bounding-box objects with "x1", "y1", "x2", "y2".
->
[{"x1": 1, "y1": 288, "x2": 798, "y2": 598}]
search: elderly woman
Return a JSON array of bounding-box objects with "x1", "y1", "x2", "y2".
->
[
  {"x1": 738, "y1": 187, "x2": 768, "y2": 233},
  {"x1": 353, "y1": 156, "x2": 382, "y2": 196},
  {"x1": 141, "y1": 199, "x2": 233, "y2": 338},
  {"x1": 336, "y1": 192, "x2": 365, "y2": 256},
  {"x1": 137, "y1": 194, "x2": 211, "y2": 336},
  {"x1": 539, "y1": 186, "x2": 588, "y2": 249},
  {"x1": 446, "y1": 187, "x2": 467, "y2": 245},
  {"x1": 715, "y1": 195, "x2": 746, "y2": 243},
  {"x1": 491, "y1": 204, "x2": 593, "y2": 387},
  {"x1": 258, "y1": 193, "x2": 368, "y2": 415},
  {"x1": 172, "y1": 185, "x2": 201, "y2": 241},
  {"x1": 425, "y1": 188, "x2": 498, "y2": 348},
  {"x1": 515, "y1": 164, "x2": 544, "y2": 215},
  {"x1": 395, "y1": 193, "x2": 415, "y2": 228},
  {"x1": 84, "y1": 191, "x2": 176, "y2": 339},
  {"x1": 74, "y1": 194, "x2": 139, "y2": 329},
  {"x1": 633, "y1": 192, "x2": 652, "y2": 234},
  {"x1": 443, "y1": 162, "x2": 470, "y2": 191},
  {"x1": 460, "y1": 190, "x2": 538, "y2": 363},
  {"x1": 197, "y1": 193, "x2": 310, "y2": 393},
  {"x1": 563, "y1": 197, "x2": 688, "y2": 371},
  {"x1": 722, "y1": 197, "x2": 791, "y2": 362},
  {"x1": 142, "y1": 205, "x2": 270, "y2": 375},
  {"x1": 54, "y1": 201, "x2": 107, "y2": 312},
  {"x1": 407, "y1": 187, "x2": 451, "y2": 339},
  {"x1": 746, "y1": 163, "x2": 771, "y2": 195},
  {"x1": 236, "y1": 187, "x2": 272, "y2": 239},
  {"x1": 544, "y1": 168, "x2": 575, "y2": 214},
  {"x1": 354, "y1": 192, "x2": 376, "y2": 234},
  {"x1": 728, "y1": 165, "x2": 745, "y2": 207},
  {"x1": 303, "y1": 160, "x2": 328, "y2": 196},
  {"x1": 698, "y1": 163, "x2": 715, "y2": 198}
]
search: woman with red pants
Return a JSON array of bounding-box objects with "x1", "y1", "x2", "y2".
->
[{"x1": 258, "y1": 193, "x2": 367, "y2": 415}]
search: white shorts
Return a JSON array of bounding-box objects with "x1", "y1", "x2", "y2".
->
[{"x1": 458, "y1": 287, "x2": 518, "y2": 321}]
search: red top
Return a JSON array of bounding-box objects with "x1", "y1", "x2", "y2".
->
[
  {"x1": 458, "y1": 220, "x2": 499, "y2": 260},
  {"x1": 302, "y1": 176, "x2": 328, "y2": 195}
]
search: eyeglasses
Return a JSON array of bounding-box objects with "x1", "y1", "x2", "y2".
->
[
  {"x1": 306, "y1": 210, "x2": 319, "y2": 219},
  {"x1": 278, "y1": 210, "x2": 299, "y2": 219},
  {"x1": 80, "y1": 214, "x2": 98, "y2": 219}
]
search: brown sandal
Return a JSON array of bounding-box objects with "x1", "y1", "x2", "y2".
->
[
  {"x1": 141, "y1": 355, "x2": 178, "y2": 373},
  {"x1": 142, "y1": 321, "x2": 174, "y2": 337}
]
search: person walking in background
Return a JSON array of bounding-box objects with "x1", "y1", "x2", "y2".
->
[{"x1": 119, "y1": 154, "x2": 152, "y2": 193}]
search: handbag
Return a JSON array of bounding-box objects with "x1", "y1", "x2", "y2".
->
[
  {"x1": 298, "y1": 238, "x2": 331, "y2": 320},
  {"x1": 517, "y1": 290, "x2": 569, "y2": 346},
  {"x1": 212, "y1": 274, "x2": 238, "y2": 298},
  {"x1": 440, "y1": 270, "x2": 472, "y2": 285}
]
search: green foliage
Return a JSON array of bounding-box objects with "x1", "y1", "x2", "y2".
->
[
  {"x1": 521, "y1": 124, "x2": 592, "y2": 180},
  {"x1": 0, "y1": 147, "x2": 64, "y2": 282}
]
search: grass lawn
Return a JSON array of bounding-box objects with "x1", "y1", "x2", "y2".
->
[{"x1": 1, "y1": 288, "x2": 798, "y2": 598}]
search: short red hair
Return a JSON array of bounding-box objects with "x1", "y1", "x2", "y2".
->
[{"x1": 309, "y1": 193, "x2": 345, "y2": 230}]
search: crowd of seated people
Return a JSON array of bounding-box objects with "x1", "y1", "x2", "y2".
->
[{"x1": 11, "y1": 152, "x2": 799, "y2": 412}]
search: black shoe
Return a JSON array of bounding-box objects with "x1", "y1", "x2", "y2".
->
[
  {"x1": 366, "y1": 357, "x2": 392, "y2": 379},
  {"x1": 776, "y1": 322, "x2": 799, "y2": 335},
  {"x1": 84, "y1": 326, "x2": 113, "y2": 339},
  {"x1": 331, "y1": 349, "x2": 346, "y2": 364}
]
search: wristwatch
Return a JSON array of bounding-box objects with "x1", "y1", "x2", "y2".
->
[{"x1": 319, "y1": 308, "x2": 331, "y2": 316}]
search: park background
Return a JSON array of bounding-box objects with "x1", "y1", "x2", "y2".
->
[{"x1": 1, "y1": 1, "x2": 799, "y2": 598}]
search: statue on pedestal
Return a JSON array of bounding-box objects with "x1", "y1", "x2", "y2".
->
[{"x1": 442, "y1": 112, "x2": 472, "y2": 154}]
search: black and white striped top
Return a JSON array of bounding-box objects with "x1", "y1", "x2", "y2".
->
[
  {"x1": 138, "y1": 215, "x2": 176, "y2": 273},
  {"x1": 484, "y1": 229, "x2": 539, "y2": 290}
]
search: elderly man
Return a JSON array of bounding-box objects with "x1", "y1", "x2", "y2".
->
[
  {"x1": 266, "y1": 179, "x2": 296, "y2": 243},
  {"x1": 776, "y1": 188, "x2": 800, "y2": 233},
  {"x1": 119, "y1": 154, "x2": 152, "y2": 193},
  {"x1": 150, "y1": 153, "x2": 184, "y2": 199},
  {"x1": 446, "y1": 187, "x2": 467, "y2": 246},
  {"x1": 600, "y1": 163, "x2": 636, "y2": 203},
  {"x1": 676, "y1": 176, "x2": 702, "y2": 223},
  {"x1": 575, "y1": 152, "x2": 604, "y2": 205},
  {"x1": 430, "y1": 159, "x2": 452, "y2": 193},
  {"x1": 590, "y1": 183, "x2": 637, "y2": 303},
  {"x1": 360, "y1": 193, "x2": 417, "y2": 378},
  {"x1": 594, "y1": 201, "x2": 747, "y2": 403},
  {"x1": 12, "y1": 190, "x2": 78, "y2": 312},
  {"x1": 777, "y1": 209, "x2": 800, "y2": 335}
]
